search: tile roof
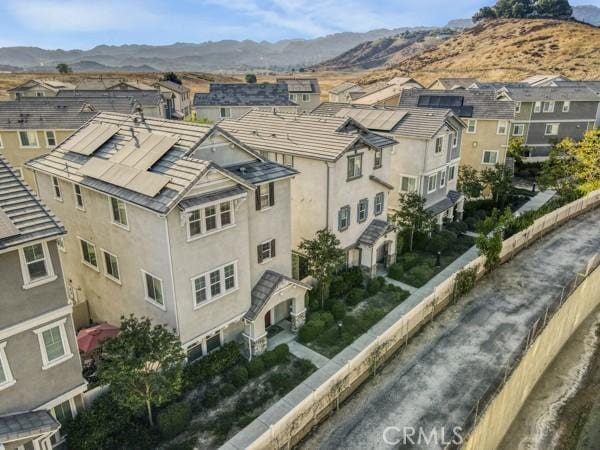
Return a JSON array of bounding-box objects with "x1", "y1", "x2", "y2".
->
[
  {"x1": 193, "y1": 83, "x2": 297, "y2": 107},
  {"x1": 428, "y1": 78, "x2": 478, "y2": 90},
  {"x1": 0, "y1": 411, "x2": 59, "y2": 442},
  {"x1": 398, "y1": 89, "x2": 515, "y2": 119},
  {"x1": 154, "y1": 80, "x2": 189, "y2": 94},
  {"x1": 552, "y1": 80, "x2": 600, "y2": 95},
  {"x1": 357, "y1": 219, "x2": 396, "y2": 246},
  {"x1": 500, "y1": 86, "x2": 600, "y2": 102},
  {"x1": 311, "y1": 102, "x2": 462, "y2": 140},
  {"x1": 351, "y1": 84, "x2": 405, "y2": 105},
  {"x1": 225, "y1": 160, "x2": 298, "y2": 185},
  {"x1": 521, "y1": 74, "x2": 569, "y2": 86},
  {"x1": 276, "y1": 78, "x2": 320, "y2": 94},
  {"x1": 74, "y1": 79, "x2": 155, "y2": 90},
  {"x1": 0, "y1": 154, "x2": 65, "y2": 250},
  {"x1": 56, "y1": 89, "x2": 163, "y2": 107},
  {"x1": 329, "y1": 82, "x2": 360, "y2": 95},
  {"x1": 219, "y1": 109, "x2": 396, "y2": 161},
  {"x1": 178, "y1": 185, "x2": 246, "y2": 210},
  {"x1": 0, "y1": 98, "x2": 97, "y2": 129},
  {"x1": 8, "y1": 79, "x2": 75, "y2": 92}
]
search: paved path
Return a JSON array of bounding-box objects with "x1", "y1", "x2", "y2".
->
[
  {"x1": 288, "y1": 341, "x2": 330, "y2": 369},
  {"x1": 300, "y1": 208, "x2": 600, "y2": 450},
  {"x1": 384, "y1": 277, "x2": 418, "y2": 294}
]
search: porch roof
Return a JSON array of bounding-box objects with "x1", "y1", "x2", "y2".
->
[
  {"x1": 357, "y1": 219, "x2": 396, "y2": 247},
  {"x1": 0, "y1": 411, "x2": 59, "y2": 443}
]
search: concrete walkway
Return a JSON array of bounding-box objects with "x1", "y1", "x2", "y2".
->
[
  {"x1": 517, "y1": 189, "x2": 556, "y2": 214},
  {"x1": 266, "y1": 320, "x2": 330, "y2": 369},
  {"x1": 383, "y1": 277, "x2": 418, "y2": 294}
]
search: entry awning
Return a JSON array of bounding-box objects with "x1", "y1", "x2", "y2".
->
[
  {"x1": 0, "y1": 411, "x2": 59, "y2": 443},
  {"x1": 357, "y1": 219, "x2": 396, "y2": 247}
]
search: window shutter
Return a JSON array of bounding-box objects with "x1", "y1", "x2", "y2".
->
[
  {"x1": 270, "y1": 239, "x2": 276, "y2": 258},
  {"x1": 257, "y1": 244, "x2": 263, "y2": 263},
  {"x1": 269, "y1": 182, "x2": 275, "y2": 207},
  {"x1": 338, "y1": 208, "x2": 343, "y2": 231},
  {"x1": 255, "y1": 186, "x2": 261, "y2": 211}
]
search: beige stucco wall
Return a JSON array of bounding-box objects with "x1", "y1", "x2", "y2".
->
[{"x1": 460, "y1": 119, "x2": 509, "y2": 171}]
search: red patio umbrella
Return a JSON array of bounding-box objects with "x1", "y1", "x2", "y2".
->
[{"x1": 77, "y1": 323, "x2": 120, "y2": 353}]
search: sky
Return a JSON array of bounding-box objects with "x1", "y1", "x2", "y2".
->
[{"x1": 0, "y1": 0, "x2": 597, "y2": 49}]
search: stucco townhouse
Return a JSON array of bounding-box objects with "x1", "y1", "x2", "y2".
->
[
  {"x1": 153, "y1": 80, "x2": 193, "y2": 119},
  {"x1": 0, "y1": 155, "x2": 86, "y2": 450},
  {"x1": 219, "y1": 109, "x2": 399, "y2": 279},
  {"x1": 276, "y1": 78, "x2": 321, "y2": 113},
  {"x1": 312, "y1": 103, "x2": 466, "y2": 227},
  {"x1": 397, "y1": 89, "x2": 514, "y2": 172},
  {"x1": 193, "y1": 83, "x2": 298, "y2": 122},
  {"x1": 350, "y1": 77, "x2": 424, "y2": 107},
  {"x1": 7, "y1": 80, "x2": 76, "y2": 100},
  {"x1": 26, "y1": 111, "x2": 310, "y2": 358},
  {"x1": 328, "y1": 82, "x2": 365, "y2": 103}
]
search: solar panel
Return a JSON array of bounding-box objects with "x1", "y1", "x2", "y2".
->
[
  {"x1": 111, "y1": 132, "x2": 179, "y2": 170},
  {"x1": 61, "y1": 123, "x2": 119, "y2": 156},
  {"x1": 418, "y1": 95, "x2": 464, "y2": 108},
  {"x1": 335, "y1": 108, "x2": 407, "y2": 131},
  {"x1": 0, "y1": 209, "x2": 19, "y2": 240}
]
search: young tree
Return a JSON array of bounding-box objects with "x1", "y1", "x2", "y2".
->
[
  {"x1": 298, "y1": 229, "x2": 345, "y2": 308},
  {"x1": 481, "y1": 164, "x2": 513, "y2": 207},
  {"x1": 160, "y1": 71, "x2": 182, "y2": 85},
  {"x1": 393, "y1": 192, "x2": 434, "y2": 252},
  {"x1": 56, "y1": 63, "x2": 72, "y2": 74},
  {"x1": 475, "y1": 207, "x2": 513, "y2": 270},
  {"x1": 507, "y1": 137, "x2": 530, "y2": 166},
  {"x1": 458, "y1": 165, "x2": 484, "y2": 199},
  {"x1": 98, "y1": 316, "x2": 185, "y2": 427},
  {"x1": 245, "y1": 73, "x2": 257, "y2": 84}
]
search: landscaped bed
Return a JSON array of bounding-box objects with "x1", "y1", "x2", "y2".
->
[{"x1": 462, "y1": 190, "x2": 535, "y2": 231}]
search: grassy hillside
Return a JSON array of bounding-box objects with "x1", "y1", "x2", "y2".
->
[{"x1": 359, "y1": 19, "x2": 600, "y2": 85}]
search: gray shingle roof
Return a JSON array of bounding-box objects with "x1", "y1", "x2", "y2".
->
[
  {"x1": 276, "y1": 78, "x2": 320, "y2": 94},
  {"x1": 398, "y1": 89, "x2": 515, "y2": 119},
  {"x1": 245, "y1": 270, "x2": 311, "y2": 321},
  {"x1": 178, "y1": 185, "x2": 246, "y2": 210},
  {"x1": 500, "y1": 86, "x2": 600, "y2": 102},
  {"x1": 0, "y1": 411, "x2": 59, "y2": 442},
  {"x1": 0, "y1": 154, "x2": 64, "y2": 250},
  {"x1": 225, "y1": 160, "x2": 298, "y2": 185},
  {"x1": 357, "y1": 219, "x2": 396, "y2": 246},
  {"x1": 426, "y1": 190, "x2": 463, "y2": 216},
  {"x1": 552, "y1": 80, "x2": 600, "y2": 95},
  {"x1": 470, "y1": 82, "x2": 529, "y2": 90},
  {"x1": 0, "y1": 98, "x2": 97, "y2": 130},
  {"x1": 74, "y1": 79, "x2": 155, "y2": 90},
  {"x1": 311, "y1": 102, "x2": 462, "y2": 140},
  {"x1": 57, "y1": 89, "x2": 163, "y2": 108},
  {"x1": 8, "y1": 79, "x2": 75, "y2": 93},
  {"x1": 193, "y1": 83, "x2": 297, "y2": 107},
  {"x1": 219, "y1": 109, "x2": 396, "y2": 161}
]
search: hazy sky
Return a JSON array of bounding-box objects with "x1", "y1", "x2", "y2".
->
[{"x1": 0, "y1": 0, "x2": 597, "y2": 49}]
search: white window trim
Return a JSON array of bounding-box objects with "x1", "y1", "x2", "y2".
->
[
  {"x1": 101, "y1": 248, "x2": 121, "y2": 285},
  {"x1": 439, "y1": 170, "x2": 446, "y2": 188},
  {"x1": 466, "y1": 120, "x2": 477, "y2": 134},
  {"x1": 496, "y1": 120, "x2": 508, "y2": 135},
  {"x1": 513, "y1": 123, "x2": 525, "y2": 136},
  {"x1": 302, "y1": 93, "x2": 310, "y2": 102},
  {"x1": 544, "y1": 123, "x2": 559, "y2": 136},
  {"x1": 109, "y1": 197, "x2": 129, "y2": 230},
  {"x1": 141, "y1": 270, "x2": 166, "y2": 311},
  {"x1": 219, "y1": 107, "x2": 231, "y2": 119},
  {"x1": 191, "y1": 260, "x2": 239, "y2": 309},
  {"x1": 44, "y1": 130, "x2": 57, "y2": 148},
  {"x1": 434, "y1": 136, "x2": 444, "y2": 154},
  {"x1": 427, "y1": 173, "x2": 437, "y2": 193},
  {"x1": 56, "y1": 237, "x2": 66, "y2": 253},
  {"x1": 33, "y1": 319, "x2": 73, "y2": 370},
  {"x1": 78, "y1": 237, "x2": 99, "y2": 271},
  {"x1": 562, "y1": 101, "x2": 570, "y2": 113},
  {"x1": 400, "y1": 175, "x2": 418, "y2": 193},
  {"x1": 482, "y1": 150, "x2": 499, "y2": 165},
  {"x1": 259, "y1": 239, "x2": 275, "y2": 264},
  {"x1": 452, "y1": 132, "x2": 458, "y2": 148},
  {"x1": 514, "y1": 102, "x2": 521, "y2": 113},
  {"x1": 17, "y1": 130, "x2": 40, "y2": 148},
  {"x1": 542, "y1": 101, "x2": 555, "y2": 113},
  {"x1": 357, "y1": 199, "x2": 368, "y2": 222},
  {"x1": 534, "y1": 102, "x2": 541, "y2": 113},
  {"x1": 0, "y1": 342, "x2": 16, "y2": 391},
  {"x1": 52, "y1": 176, "x2": 63, "y2": 202},
  {"x1": 18, "y1": 241, "x2": 57, "y2": 289},
  {"x1": 73, "y1": 184, "x2": 85, "y2": 211},
  {"x1": 186, "y1": 200, "x2": 236, "y2": 242},
  {"x1": 448, "y1": 165, "x2": 457, "y2": 181},
  {"x1": 374, "y1": 192, "x2": 384, "y2": 215},
  {"x1": 49, "y1": 397, "x2": 78, "y2": 446}
]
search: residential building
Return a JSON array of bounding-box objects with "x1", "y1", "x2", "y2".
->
[
  {"x1": 56, "y1": 89, "x2": 166, "y2": 118},
  {"x1": 219, "y1": 110, "x2": 399, "y2": 278},
  {"x1": 398, "y1": 89, "x2": 514, "y2": 171},
  {"x1": 193, "y1": 83, "x2": 298, "y2": 122},
  {"x1": 351, "y1": 78, "x2": 423, "y2": 106},
  {"x1": 496, "y1": 85, "x2": 600, "y2": 159},
  {"x1": 328, "y1": 82, "x2": 364, "y2": 103},
  {"x1": 276, "y1": 78, "x2": 321, "y2": 113},
  {"x1": 0, "y1": 154, "x2": 86, "y2": 450},
  {"x1": 428, "y1": 78, "x2": 478, "y2": 90},
  {"x1": 73, "y1": 78, "x2": 156, "y2": 91},
  {"x1": 27, "y1": 111, "x2": 308, "y2": 357},
  {"x1": 7, "y1": 80, "x2": 76, "y2": 99},
  {"x1": 520, "y1": 74, "x2": 570, "y2": 87},
  {"x1": 312, "y1": 103, "x2": 466, "y2": 226},
  {"x1": 153, "y1": 80, "x2": 192, "y2": 118}
]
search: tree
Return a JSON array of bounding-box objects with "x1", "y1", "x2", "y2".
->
[
  {"x1": 56, "y1": 63, "x2": 72, "y2": 74},
  {"x1": 160, "y1": 72, "x2": 182, "y2": 85},
  {"x1": 481, "y1": 164, "x2": 514, "y2": 207},
  {"x1": 393, "y1": 192, "x2": 434, "y2": 252},
  {"x1": 535, "y1": 0, "x2": 573, "y2": 18},
  {"x1": 475, "y1": 207, "x2": 513, "y2": 270},
  {"x1": 494, "y1": 0, "x2": 534, "y2": 17},
  {"x1": 507, "y1": 137, "x2": 530, "y2": 166},
  {"x1": 473, "y1": 6, "x2": 497, "y2": 21},
  {"x1": 245, "y1": 73, "x2": 257, "y2": 84},
  {"x1": 458, "y1": 166, "x2": 484, "y2": 199},
  {"x1": 98, "y1": 316, "x2": 185, "y2": 426},
  {"x1": 298, "y1": 229, "x2": 345, "y2": 308}
]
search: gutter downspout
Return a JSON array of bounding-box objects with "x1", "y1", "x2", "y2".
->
[
  {"x1": 163, "y1": 216, "x2": 182, "y2": 340},
  {"x1": 325, "y1": 162, "x2": 331, "y2": 229}
]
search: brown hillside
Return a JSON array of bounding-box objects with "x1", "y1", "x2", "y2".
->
[{"x1": 359, "y1": 19, "x2": 600, "y2": 85}]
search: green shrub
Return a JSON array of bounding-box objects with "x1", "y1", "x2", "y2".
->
[
  {"x1": 329, "y1": 275, "x2": 346, "y2": 298},
  {"x1": 429, "y1": 230, "x2": 457, "y2": 253},
  {"x1": 331, "y1": 302, "x2": 346, "y2": 321},
  {"x1": 247, "y1": 357, "x2": 265, "y2": 378},
  {"x1": 268, "y1": 373, "x2": 293, "y2": 394},
  {"x1": 464, "y1": 217, "x2": 478, "y2": 231},
  {"x1": 342, "y1": 267, "x2": 365, "y2": 288},
  {"x1": 346, "y1": 287, "x2": 366, "y2": 306},
  {"x1": 293, "y1": 358, "x2": 316, "y2": 375},
  {"x1": 157, "y1": 402, "x2": 192, "y2": 440},
  {"x1": 387, "y1": 263, "x2": 404, "y2": 280},
  {"x1": 367, "y1": 276, "x2": 385, "y2": 295},
  {"x1": 454, "y1": 267, "x2": 477, "y2": 298},
  {"x1": 202, "y1": 389, "x2": 219, "y2": 408},
  {"x1": 272, "y1": 344, "x2": 290, "y2": 363},
  {"x1": 219, "y1": 382, "x2": 237, "y2": 397},
  {"x1": 164, "y1": 438, "x2": 196, "y2": 450},
  {"x1": 231, "y1": 366, "x2": 249, "y2": 388},
  {"x1": 298, "y1": 319, "x2": 324, "y2": 343},
  {"x1": 184, "y1": 342, "x2": 241, "y2": 388},
  {"x1": 312, "y1": 311, "x2": 335, "y2": 328},
  {"x1": 445, "y1": 221, "x2": 468, "y2": 234},
  {"x1": 400, "y1": 252, "x2": 420, "y2": 271},
  {"x1": 404, "y1": 264, "x2": 435, "y2": 287}
]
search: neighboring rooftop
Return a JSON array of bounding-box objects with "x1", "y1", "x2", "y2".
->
[
  {"x1": 154, "y1": 80, "x2": 190, "y2": 94},
  {"x1": 74, "y1": 78, "x2": 155, "y2": 90},
  {"x1": 219, "y1": 109, "x2": 396, "y2": 161},
  {"x1": 521, "y1": 74, "x2": 570, "y2": 87},
  {"x1": 499, "y1": 85, "x2": 600, "y2": 102},
  {"x1": 428, "y1": 78, "x2": 478, "y2": 90},
  {"x1": 7, "y1": 79, "x2": 76, "y2": 93},
  {"x1": 551, "y1": 80, "x2": 600, "y2": 95},
  {"x1": 0, "y1": 154, "x2": 65, "y2": 250},
  {"x1": 0, "y1": 98, "x2": 96, "y2": 129},
  {"x1": 193, "y1": 83, "x2": 297, "y2": 107},
  {"x1": 0, "y1": 411, "x2": 60, "y2": 443},
  {"x1": 276, "y1": 78, "x2": 320, "y2": 94},
  {"x1": 56, "y1": 89, "x2": 163, "y2": 107},
  {"x1": 351, "y1": 83, "x2": 406, "y2": 105},
  {"x1": 329, "y1": 81, "x2": 360, "y2": 95}
]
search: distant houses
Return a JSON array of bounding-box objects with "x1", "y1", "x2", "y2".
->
[{"x1": 276, "y1": 77, "x2": 321, "y2": 113}]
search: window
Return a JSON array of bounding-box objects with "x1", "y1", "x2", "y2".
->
[
  {"x1": 36, "y1": 91, "x2": 44, "y2": 97},
  {"x1": 400, "y1": 176, "x2": 417, "y2": 192},
  {"x1": 258, "y1": 239, "x2": 276, "y2": 263},
  {"x1": 0, "y1": 342, "x2": 15, "y2": 390},
  {"x1": 73, "y1": 184, "x2": 85, "y2": 210},
  {"x1": 205, "y1": 206, "x2": 217, "y2": 232},
  {"x1": 187, "y1": 342, "x2": 203, "y2": 362},
  {"x1": 434, "y1": 136, "x2": 443, "y2": 154},
  {"x1": 206, "y1": 332, "x2": 221, "y2": 353},
  {"x1": 497, "y1": 120, "x2": 508, "y2": 135},
  {"x1": 513, "y1": 123, "x2": 525, "y2": 136},
  {"x1": 52, "y1": 176, "x2": 62, "y2": 200},
  {"x1": 440, "y1": 170, "x2": 446, "y2": 188},
  {"x1": 482, "y1": 150, "x2": 499, "y2": 165},
  {"x1": 50, "y1": 399, "x2": 76, "y2": 445},
  {"x1": 219, "y1": 107, "x2": 231, "y2": 118},
  {"x1": 357, "y1": 199, "x2": 368, "y2": 223},
  {"x1": 18, "y1": 130, "x2": 39, "y2": 148},
  {"x1": 143, "y1": 271, "x2": 164, "y2": 308},
  {"x1": 544, "y1": 123, "x2": 559, "y2": 135},
  {"x1": 302, "y1": 94, "x2": 310, "y2": 102},
  {"x1": 289, "y1": 94, "x2": 297, "y2": 102},
  {"x1": 192, "y1": 262, "x2": 237, "y2": 307},
  {"x1": 347, "y1": 154, "x2": 362, "y2": 180},
  {"x1": 110, "y1": 197, "x2": 128, "y2": 228},
  {"x1": 514, "y1": 102, "x2": 521, "y2": 113},
  {"x1": 542, "y1": 101, "x2": 555, "y2": 113},
  {"x1": 452, "y1": 132, "x2": 458, "y2": 148},
  {"x1": 34, "y1": 320, "x2": 72, "y2": 369},
  {"x1": 103, "y1": 250, "x2": 120, "y2": 283},
  {"x1": 374, "y1": 192, "x2": 384, "y2": 216},
  {"x1": 534, "y1": 102, "x2": 541, "y2": 113},
  {"x1": 466, "y1": 120, "x2": 477, "y2": 134},
  {"x1": 79, "y1": 239, "x2": 98, "y2": 269},
  {"x1": 21, "y1": 243, "x2": 49, "y2": 283},
  {"x1": 338, "y1": 206, "x2": 351, "y2": 231},
  {"x1": 57, "y1": 237, "x2": 65, "y2": 252},
  {"x1": 255, "y1": 183, "x2": 274, "y2": 211},
  {"x1": 373, "y1": 148, "x2": 382, "y2": 169},
  {"x1": 562, "y1": 101, "x2": 570, "y2": 113},
  {"x1": 427, "y1": 173, "x2": 437, "y2": 193},
  {"x1": 220, "y1": 202, "x2": 232, "y2": 226},
  {"x1": 283, "y1": 154, "x2": 293, "y2": 167},
  {"x1": 188, "y1": 201, "x2": 235, "y2": 238},
  {"x1": 448, "y1": 165, "x2": 456, "y2": 181},
  {"x1": 45, "y1": 130, "x2": 57, "y2": 147}
]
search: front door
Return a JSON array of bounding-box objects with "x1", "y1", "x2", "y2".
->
[
  {"x1": 264, "y1": 310, "x2": 272, "y2": 329},
  {"x1": 376, "y1": 243, "x2": 388, "y2": 265}
]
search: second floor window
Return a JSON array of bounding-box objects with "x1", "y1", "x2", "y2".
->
[
  {"x1": 514, "y1": 102, "x2": 521, "y2": 113},
  {"x1": 302, "y1": 94, "x2": 310, "y2": 102},
  {"x1": 103, "y1": 251, "x2": 120, "y2": 282},
  {"x1": 0, "y1": 343, "x2": 14, "y2": 389},
  {"x1": 440, "y1": 170, "x2": 446, "y2": 188},
  {"x1": 22, "y1": 243, "x2": 49, "y2": 282},
  {"x1": 482, "y1": 150, "x2": 499, "y2": 165},
  {"x1": 74, "y1": 185, "x2": 84, "y2": 210},
  {"x1": 466, "y1": 120, "x2": 477, "y2": 134},
  {"x1": 18, "y1": 130, "x2": 39, "y2": 148},
  {"x1": 374, "y1": 149, "x2": 382, "y2": 169},
  {"x1": 448, "y1": 165, "x2": 456, "y2": 181},
  {"x1": 452, "y1": 132, "x2": 458, "y2": 148},
  {"x1": 35, "y1": 321, "x2": 72, "y2": 369},
  {"x1": 257, "y1": 240, "x2": 276, "y2": 263},
  {"x1": 188, "y1": 201, "x2": 235, "y2": 238},
  {"x1": 544, "y1": 123, "x2": 559, "y2": 136},
  {"x1": 255, "y1": 183, "x2": 275, "y2": 211},
  {"x1": 143, "y1": 271, "x2": 164, "y2": 308},
  {"x1": 192, "y1": 262, "x2": 237, "y2": 307},
  {"x1": 347, "y1": 154, "x2": 362, "y2": 180},
  {"x1": 219, "y1": 107, "x2": 231, "y2": 118},
  {"x1": 110, "y1": 197, "x2": 128, "y2": 228},
  {"x1": 497, "y1": 121, "x2": 508, "y2": 135},
  {"x1": 374, "y1": 192, "x2": 384, "y2": 215},
  {"x1": 562, "y1": 101, "x2": 570, "y2": 112},
  {"x1": 513, "y1": 123, "x2": 525, "y2": 136},
  {"x1": 400, "y1": 176, "x2": 417, "y2": 193},
  {"x1": 80, "y1": 239, "x2": 98, "y2": 269},
  {"x1": 52, "y1": 176, "x2": 62, "y2": 200},
  {"x1": 45, "y1": 130, "x2": 57, "y2": 147},
  {"x1": 338, "y1": 205, "x2": 351, "y2": 231},
  {"x1": 357, "y1": 199, "x2": 368, "y2": 223},
  {"x1": 434, "y1": 137, "x2": 443, "y2": 154},
  {"x1": 542, "y1": 101, "x2": 555, "y2": 113},
  {"x1": 427, "y1": 174, "x2": 437, "y2": 193}
]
